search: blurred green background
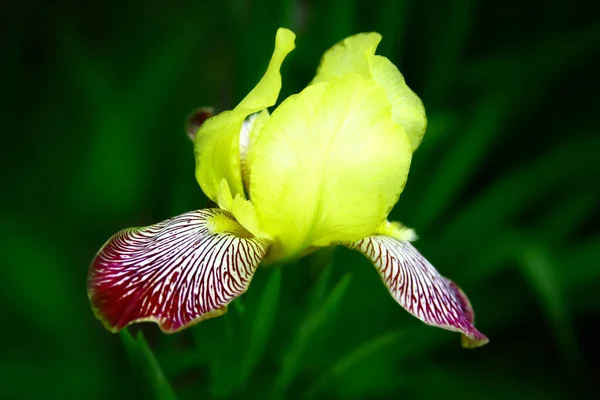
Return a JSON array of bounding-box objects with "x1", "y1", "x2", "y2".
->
[{"x1": 3, "y1": 0, "x2": 600, "y2": 398}]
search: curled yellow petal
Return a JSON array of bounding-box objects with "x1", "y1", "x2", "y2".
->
[
  {"x1": 369, "y1": 55, "x2": 426, "y2": 151},
  {"x1": 312, "y1": 32, "x2": 426, "y2": 151},
  {"x1": 311, "y1": 33, "x2": 381, "y2": 83},
  {"x1": 194, "y1": 28, "x2": 296, "y2": 202}
]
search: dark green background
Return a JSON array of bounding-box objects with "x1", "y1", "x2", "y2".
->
[{"x1": 3, "y1": 0, "x2": 599, "y2": 398}]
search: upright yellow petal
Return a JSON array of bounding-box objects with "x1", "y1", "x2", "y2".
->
[
  {"x1": 194, "y1": 28, "x2": 296, "y2": 202},
  {"x1": 249, "y1": 74, "x2": 412, "y2": 261},
  {"x1": 311, "y1": 33, "x2": 381, "y2": 84},
  {"x1": 312, "y1": 32, "x2": 426, "y2": 151}
]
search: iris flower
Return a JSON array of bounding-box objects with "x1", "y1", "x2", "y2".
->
[{"x1": 88, "y1": 28, "x2": 488, "y2": 348}]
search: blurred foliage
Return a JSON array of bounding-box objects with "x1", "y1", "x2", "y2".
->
[{"x1": 2, "y1": 0, "x2": 600, "y2": 398}]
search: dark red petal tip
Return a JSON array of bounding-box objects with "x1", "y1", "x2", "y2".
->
[{"x1": 186, "y1": 107, "x2": 215, "y2": 142}]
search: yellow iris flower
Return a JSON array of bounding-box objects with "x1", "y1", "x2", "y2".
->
[{"x1": 88, "y1": 28, "x2": 487, "y2": 348}]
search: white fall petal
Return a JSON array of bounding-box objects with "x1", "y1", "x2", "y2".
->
[{"x1": 88, "y1": 209, "x2": 270, "y2": 332}]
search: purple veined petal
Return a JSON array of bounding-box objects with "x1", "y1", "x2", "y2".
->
[
  {"x1": 88, "y1": 208, "x2": 269, "y2": 333},
  {"x1": 186, "y1": 107, "x2": 214, "y2": 142},
  {"x1": 443, "y1": 277, "x2": 485, "y2": 348},
  {"x1": 349, "y1": 236, "x2": 489, "y2": 348}
]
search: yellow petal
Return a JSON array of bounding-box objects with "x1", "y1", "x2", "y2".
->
[
  {"x1": 376, "y1": 219, "x2": 417, "y2": 242},
  {"x1": 194, "y1": 28, "x2": 296, "y2": 202},
  {"x1": 312, "y1": 32, "x2": 426, "y2": 151},
  {"x1": 311, "y1": 32, "x2": 381, "y2": 84},
  {"x1": 241, "y1": 109, "x2": 270, "y2": 193},
  {"x1": 368, "y1": 56, "x2": 426, "y2": 151},
  {"x1": 249, "y1": 74, "x2": 412, "y2": 261},
  {"x1": 217, "y1": 178, "x2": 270, "y2": 240}
]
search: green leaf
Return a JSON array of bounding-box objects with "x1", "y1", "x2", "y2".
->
[
  {"x1": 190, "y1": 268, "x2": 282, "y2": 397},
  {"x1": 274, "y1": 273, "x2": 353, "y2": 396},
  {"x1": 566, "y1": 236, "x2": 600, "y2": 288},
  {"x1": 519, "y1": 247, "x2": 585, "y2": 383},
  {"x1": 303, "y1": 330, "x2": 404, "y2": 399},
  {"x1": 306, "y1": 248, "x2": 335, "y2": 310},
  {"x1": 535, "y1": 190, "x2": 597, "y2": 244},
  {"x1": 238, "y1": 267, "x2": 282, "y2": 385},
  {"x1": 466, "y1": 19, "x2": 600, "y2": 91},
  {"x1": 413, "y1": 85, "x2": 513, "y2": 230},
  {"x1": 440, "y1": 137, "x2": 600, "y2": 250},
  {"x1": 422, "y1": 0, "x2": 472, "y2": 107},
  {"x1": 191, "y1": 306, "x2": 240, "y2": 397},
  {"x1": 120, "y1": 330, "x2": 177, "y2": 400}
]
